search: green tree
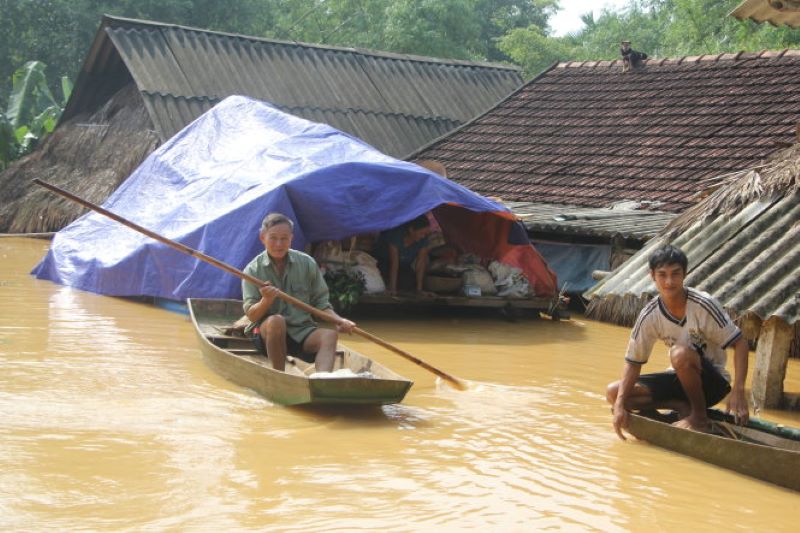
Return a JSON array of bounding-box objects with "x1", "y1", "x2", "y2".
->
[
  {"x1": 659, "y1": 0, "x2": 800, "y2": 53},
  {"x1": 497, "y1": 24, "x2": 567, "y2": 77},
  {"x1": 500, "y1": 0, "x2": 800, "y2": 79},
  {"x1": 0, "y1": 0, "x2": 88, "y2": 109},
  {"x1": 471, "y1": 0, "x2": 560, "y2": 61},
  {"x1": 0, "y1": 0, "x2": 277, "y2": 109},
  {"x1": 1, "y1": 0, "x2": 559, "y2": 108},
  {"x1": 263, "y1": 0, "x2": 557, "y2": 61},
  {"x1": 383, "y1": 0, "x2": 484, "y2": 59}
]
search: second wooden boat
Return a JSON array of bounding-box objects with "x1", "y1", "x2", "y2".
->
[
  {"x1": 188, "y1": 298, "x2": 413, "y2": 406},
  {"x1": 627, "y1": 409, "x2": 800, "y2": 492}
]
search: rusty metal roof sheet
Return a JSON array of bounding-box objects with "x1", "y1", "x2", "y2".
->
[
  {"x1": 505, "y1": 201, "x2": 677, "y2": 240},
  {"x1": 411, "y1": 49, "x2": 800, "y2": 212},
  {"x1": 63, "y1": 15, "x2": 522, "y2": 158},
  {"x1": 731, "y1": 0, "x2": 800, "y2": 28},
  {"x1": 585, "y1": 192, "x2": 800, "y2": 326}
]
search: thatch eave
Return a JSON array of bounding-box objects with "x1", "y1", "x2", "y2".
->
[
  {"x1": 666, "y1": 143, "x2": 800, "y2": 236},
  {"x1": 0, "y1": 83, "x2": 159, "y2": 233}
]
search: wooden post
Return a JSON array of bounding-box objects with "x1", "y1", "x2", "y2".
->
[
  {"x1": 751, "y1": 317, "x2": 793, "y2": 409},
  {"x1": 610, "y1": 234, "x2": 627, "y2": 270}
]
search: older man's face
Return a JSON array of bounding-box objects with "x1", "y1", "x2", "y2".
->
[{"x1": 260, "y1": 222, "x2": 293, "y2": 260}]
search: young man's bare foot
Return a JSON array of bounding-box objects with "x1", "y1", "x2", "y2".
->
[{"x1": 671, "y1": 416, "x2": 711, "y2": 432}]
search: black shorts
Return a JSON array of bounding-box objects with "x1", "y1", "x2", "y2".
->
[
  {"x1": 251, "y1": 327, "x2": 316, "y2": 363},
  {"x1": 637, "y1": 354, "x2": 731, "y2": 407}
]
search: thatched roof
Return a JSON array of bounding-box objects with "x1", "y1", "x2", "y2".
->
[
  {"x1": 585, "y1": 143, "x2": 800, "y2": 329},
  {"x1": 666, "y1": 143, "x2": 800, "y2": 234},
  {"x1": 0, "y1": 84, "x2": 158, "y2": 232}
]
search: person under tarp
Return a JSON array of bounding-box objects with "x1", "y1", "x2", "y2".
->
[{"x1": 375, "y1": 214, "x2": 436, "y2": 296}]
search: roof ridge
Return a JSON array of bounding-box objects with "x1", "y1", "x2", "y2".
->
[
  {"x1": 102, "y1": 14, "x2": 520, "y2": 72},
  {"x1": 556, "y1": 48, "x2": 800, "y2": 68}
]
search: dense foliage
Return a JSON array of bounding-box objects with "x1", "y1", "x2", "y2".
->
[
  {"x1": 0, "y1": 0, "x2": 556, "y2": 109},
  {"x1": 500, "y1": 0, "x2": 800, "y2": 77},
  {"x1": 3, "y1": 0, "x2": 800, "y2": 99}
]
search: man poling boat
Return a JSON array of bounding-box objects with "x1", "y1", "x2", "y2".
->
[
  {"x1": 240, "y1": 212, "x2": 357, "y2": 374},
  {"x1": 188, "y1": 298, "x2": 413, "y2": 406},
  {"x1": 33, "y1": 179, "x2": 468, "y2": 397}
]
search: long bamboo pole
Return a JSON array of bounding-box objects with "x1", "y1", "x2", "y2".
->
[{"x1": 34, "y1": 179, "x2": 467, "y2": 390}]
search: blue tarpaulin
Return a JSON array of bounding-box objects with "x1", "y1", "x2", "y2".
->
[{"x1": 33, "y1": 96, "x2": 556, "y2": 299}]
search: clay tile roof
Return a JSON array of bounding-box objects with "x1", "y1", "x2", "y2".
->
[{"x1": 410, "y1": 50, "x2": 800, "y2": 212}]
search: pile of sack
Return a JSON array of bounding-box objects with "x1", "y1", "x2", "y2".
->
[
  {"x1": 431, "y1": 253, "x2": 530, "y2": 298},
  {"x1": 313, "y1": 240, "x2": 386, "y2": 293}
]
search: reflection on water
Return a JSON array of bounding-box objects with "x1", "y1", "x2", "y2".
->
[{"x1": 1, "y1": 238, "x2": 798, "y2": 531}]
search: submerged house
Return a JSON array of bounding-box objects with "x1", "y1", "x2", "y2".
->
[
  {"x1": 585, "y1": 144, "x2": 800, "y2": 410},
  {"x1": 33, "y1": 96, "x2": 557, "y2": 302},
  {"x1": 409, "y1": 49, "x2": 800, "y2": 292},
  {"x1": 0, "y1": 15, "x2": 523, "y2": 233}
]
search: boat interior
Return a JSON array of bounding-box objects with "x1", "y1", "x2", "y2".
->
[
  {"x1": 637, "y1": 409, "x2": 800, "y2": 451},
  {"x1": 199, "y1": 317, "x2": 386, "y2": 378}
]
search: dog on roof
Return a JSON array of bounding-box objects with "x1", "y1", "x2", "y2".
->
[{"x1": 620, "y1": 40, "x2": 648, "y2": 73}]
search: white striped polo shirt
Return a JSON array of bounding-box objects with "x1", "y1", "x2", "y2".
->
[{"x1": 625, "y1": 287, "x2": 742, "y2": 381}]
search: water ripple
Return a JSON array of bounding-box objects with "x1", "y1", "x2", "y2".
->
[{"x1": 2, "y1": 238, "x2": 799, "y2": 531}]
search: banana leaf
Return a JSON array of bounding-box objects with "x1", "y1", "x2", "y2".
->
[{"x1": 6, "y1": 61, "x2": 58, "y2": 130}]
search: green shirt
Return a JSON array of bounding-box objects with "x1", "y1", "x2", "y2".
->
[{"x1": 241, "y1": 249, "x2": 332, "y2": 342}]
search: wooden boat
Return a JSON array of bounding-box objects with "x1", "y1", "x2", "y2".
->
[
  {"x1": 627, "y1": 409, "x2": 800, "y2": 491},
  {"x1": 187, "y1": 298, "x2": 413, "y2": 406}
]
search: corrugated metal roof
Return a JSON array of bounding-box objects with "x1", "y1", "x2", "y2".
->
[
  {"x1": 63, "y1": 15, "x2": 522, "y2": 158},
  {"x1": 585, "y1": 192, "x2": 800, "y2": 326},
  {"x1": 410, "y1": 49, "x2": 800, "y2": 212},
  {"x1": 730, "y1": 0, "x2": 800, "y2": 28},
  {"x1": 139, "y1": 92, "x2": 462, "y2": 157},
  {"x1": 505, "y1": 201, "x2": 677, "y2": 240}
]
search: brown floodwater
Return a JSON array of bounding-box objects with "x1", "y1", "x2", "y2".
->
[{"x1": 1, "y1": 237, "x2": 798, "y2": 531}]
